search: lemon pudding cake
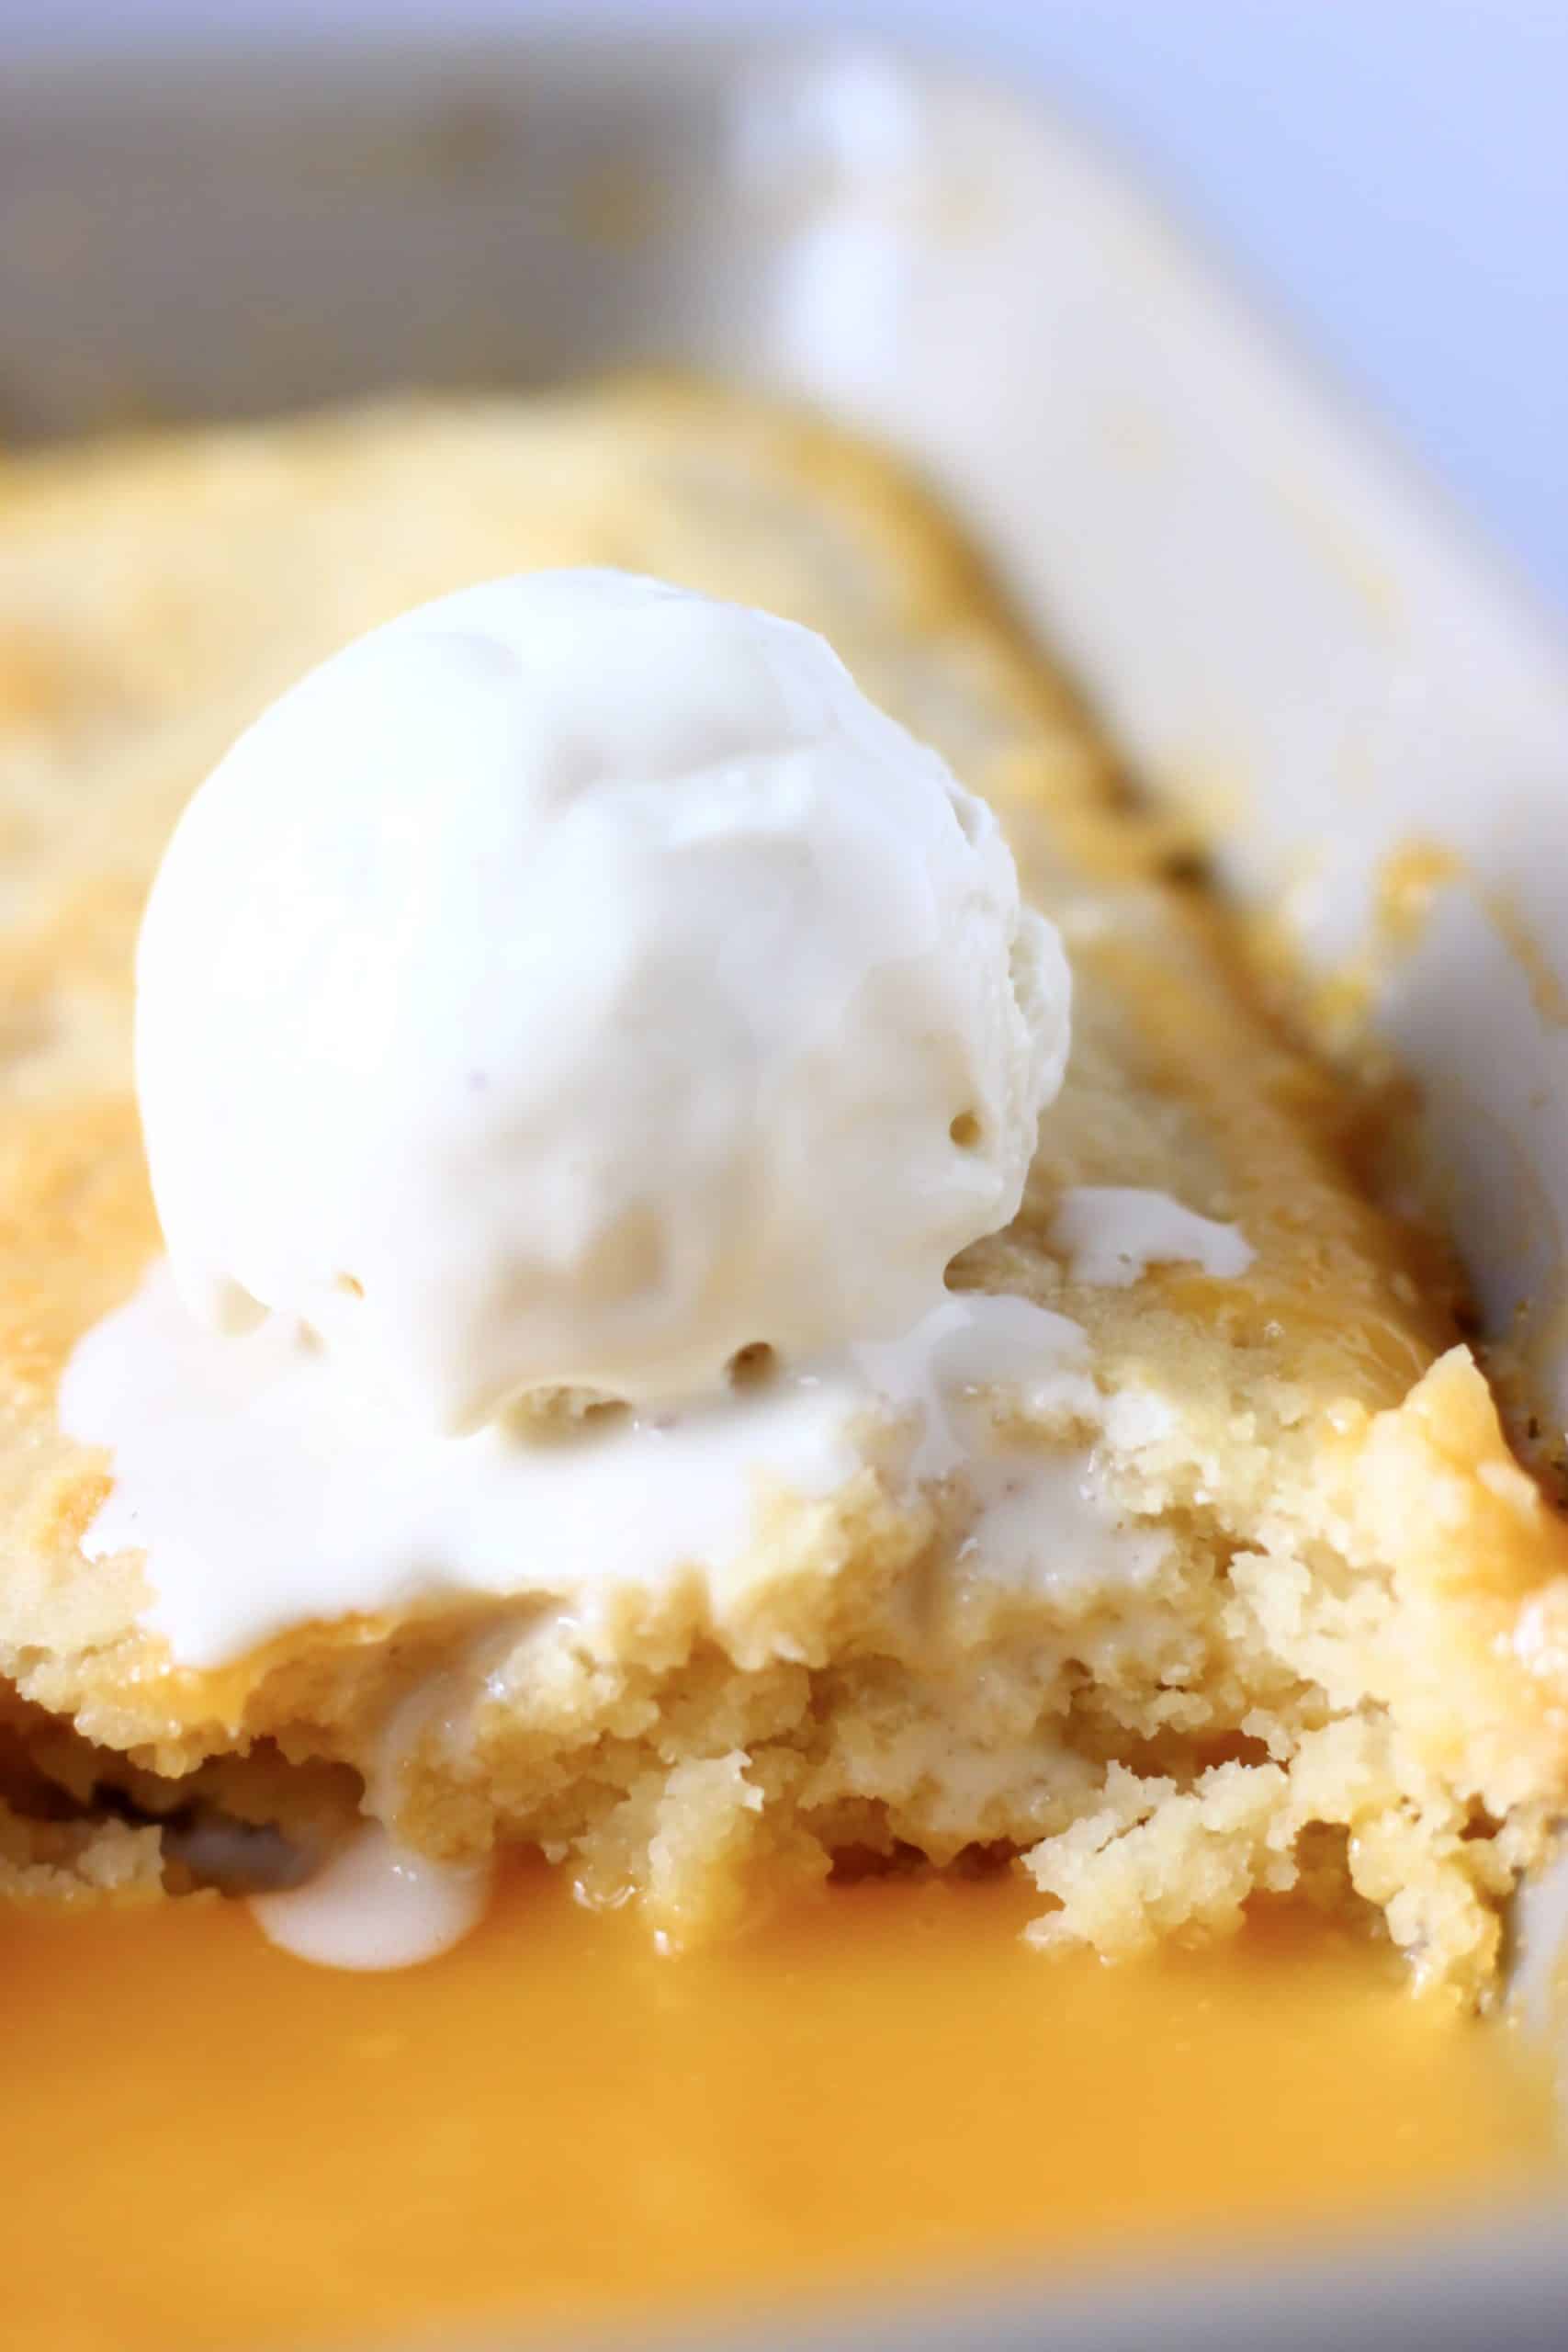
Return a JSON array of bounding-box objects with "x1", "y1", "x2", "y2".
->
[{"x1": 2, "y1": 379, "x2": 1567, "y2": 2016}]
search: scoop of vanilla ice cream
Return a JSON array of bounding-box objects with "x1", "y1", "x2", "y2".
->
[{"x1": 137, "y1": 571, "x2": 1070, "y2": 1432}]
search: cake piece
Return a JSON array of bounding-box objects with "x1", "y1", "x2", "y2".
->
[{"x1": 2, "y1": 381, "x2": 1565, "y2": 1997}]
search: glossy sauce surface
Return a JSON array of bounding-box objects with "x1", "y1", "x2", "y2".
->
[{"x1": 0, "y1": 1862, "x2": 1552, "y2": 2352}]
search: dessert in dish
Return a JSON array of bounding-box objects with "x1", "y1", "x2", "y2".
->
[{"x1": 3, "y1": 381, "x2": 1567, "y2": 2010}]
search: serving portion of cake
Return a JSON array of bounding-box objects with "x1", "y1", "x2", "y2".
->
[{"x1": 1, "y1": 382, "x2": 1565, "y2": 1998}]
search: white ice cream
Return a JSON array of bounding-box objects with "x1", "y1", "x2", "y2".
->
[
  {"x1": 1046, "y1": 1187, "x2": 1254, "y2": 1289},
  {"x1": 136, "y1": 571, "x2": 1070, "y2": 1433},
  {"x1": 64, "y1": 1271, "x2": 1164, "y2": 1667},
  {"x1": 62, "y1": 568, "x2": 1162, "y2": 1700},
  {"x1": 250, "y1": 1824, "x2": 492, "y2": 1971}
]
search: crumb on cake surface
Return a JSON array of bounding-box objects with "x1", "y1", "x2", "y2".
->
[{"x1": 1, "y1": 381, "x2": 1566, "y2": 2000}]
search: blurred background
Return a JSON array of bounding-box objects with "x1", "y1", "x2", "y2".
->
[{"x1": 9, "y1": 0, "x2": 1567, "y2": 614}]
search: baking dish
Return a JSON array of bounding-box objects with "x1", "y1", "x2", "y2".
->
[{"x1": 3, "y1": 28, "x2": 1566, "y2": 2352}]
